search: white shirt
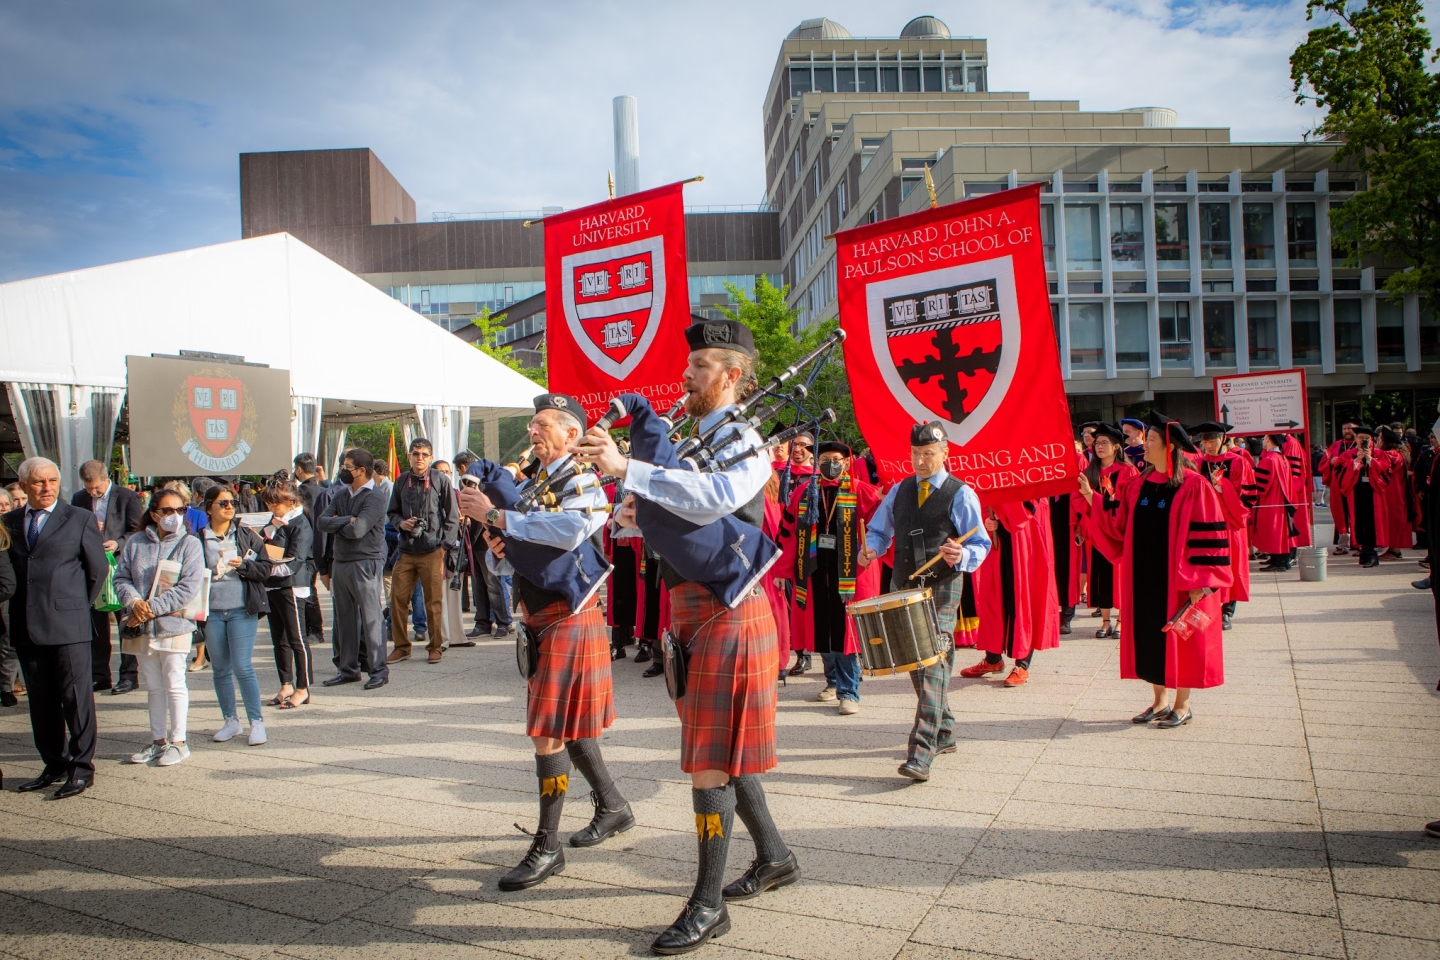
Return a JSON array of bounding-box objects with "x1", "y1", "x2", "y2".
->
[
  {"x1": 487, "y1": 454, "x2": 607, "y2": 576},
  {"x1": 92, "y1": 481, "x2": 112, "y2": 525}
]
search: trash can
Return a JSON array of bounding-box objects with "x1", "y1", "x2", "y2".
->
[{"x1": 1298, "y1": 546, "x2": 1327, "y2": 582}]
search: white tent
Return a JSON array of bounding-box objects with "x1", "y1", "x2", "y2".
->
[{"x1": 0, "y1": 233, "x2": 541, "y2": 490}]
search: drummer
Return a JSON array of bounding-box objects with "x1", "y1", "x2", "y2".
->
[{"x1": 858, "y1": 421, "x2": 991, "y2": 782}]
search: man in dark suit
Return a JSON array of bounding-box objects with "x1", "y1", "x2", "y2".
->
[
  {"x1": 5, "y1": 457, "x2": 108, "y2": 798},
  {"x1": 71, "y1": 460, "x2": 144, "y2": 694}
]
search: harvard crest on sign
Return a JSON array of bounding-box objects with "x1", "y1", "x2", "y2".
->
[
  {"x1": 864, "y1": 257, "x2": 1021, "y2": 445},
  {"x1": 560, "y1": 236, "x2": 667, "y2": 380},
  {"x1": 170, "y1": 368, "x2": 259, "y2": 472}
]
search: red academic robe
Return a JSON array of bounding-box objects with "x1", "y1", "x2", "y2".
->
[
  {"x1": 1320, "y1": 440, "x2": 1354, "y2": 535},
  {"x1": 1337, "y1": 448, "x2": 1393, "y2": 548},
  {"x1": 1281, "y1": 435, "x2": 1314, "y2": 547},
  {"x1": 1088, "y1": 469, "x2": 1233, "y2": 689},
  {"x1": 1252, "y1": 449, "x2": 1296, "y2": 555},
  {"x1": 1374, "y1": 449, "x2": 1413, "y2": 550},
  {"x1": 975, "y1": 500, "x2": 1060, "y2": 660},
  {"x1": 1195, "y1": 452, "x2": 1253, "y2": 603},
  {"x1": 1076, "y1": 460, "x2": 1139, "y2": 613},
  {"x1": 762, "y1": 497, "x2": 791, "y2": 669},
  {"x1": 777, "y1": 473, "x2": 884, "y2": 655}
]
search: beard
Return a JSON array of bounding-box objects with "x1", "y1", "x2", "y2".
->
[{"x1": 684, "y1": 381, "x2": 727, "y2": 420}]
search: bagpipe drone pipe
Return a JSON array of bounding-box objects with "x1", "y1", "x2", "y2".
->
[
  {"x1": 463, "y1": 458, "x2": 613, "y2": 613},
  {"x1": 614, "y1": 393, "x2": 795, "y2": 609}
]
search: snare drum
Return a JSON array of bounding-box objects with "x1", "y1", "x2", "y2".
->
[{"x1": 846, "y1": 588, "x2": 944, "y2": 676}]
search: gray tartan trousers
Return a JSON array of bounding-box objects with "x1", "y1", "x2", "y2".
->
[{"x1": 902, "y1": 573, "x2": 962, "y2": 766}]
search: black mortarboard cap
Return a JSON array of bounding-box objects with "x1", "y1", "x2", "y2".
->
[
  {"x1": 910, "y1": 421, "x2": 947, "y2": 446},
  {"x1": 684, "y1": 317, "x2": 756, "y2": 357},
  {"x1": 1190, "y1": 421, "x2": 1232, "y2": 437},
  {"x1": 1142, "y1": 410, "x2": 1198, "y2": 454},
  {"x1": 1090, "y1": 422, "x2": 1125, "y2": 445},
  {"x1": 533, "y1": 393, "x2": 587, "y2": 430},
  {"x1": 1352, "y1": 424, "x2": 1375, "y2": 436},
  {"x1": 818, "y1": 440, "x2": 853, "y2": 457}
]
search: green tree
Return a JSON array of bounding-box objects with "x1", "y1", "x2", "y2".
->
[
  {"x1": 469, "y1": 307, "x2": 547, "y2": 386},
  {"x1": 719, "y1": 276, "x2": 861, "y2": 448},
  {"x1": 1291, "y1": 0, "x2": 1440, "y2": 308}
]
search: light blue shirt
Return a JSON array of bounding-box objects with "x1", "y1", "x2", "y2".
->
[
  {"x1": 488, "y1": 453, "x2": 607, "y2": 575},
  {"x1": 865, "y1": 468, "x2": 991, "y2": 573},
  {"x1": 623, "y1": 405, "x2": 771, "y2": 525}
]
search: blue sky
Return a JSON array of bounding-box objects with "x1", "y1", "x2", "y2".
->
[{"x1": 2, "y1": 0, "x2": 1434, "y2": 282}]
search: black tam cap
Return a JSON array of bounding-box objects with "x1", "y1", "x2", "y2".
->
[
  {"x1": 1142, "y1": 410, "x2": 1198, "y2": 454},
  {"x1": 910, "y1": 421, "x2": 947, "y2": 446},
  {"x1": 1091, "y1": 422, "x2": 1125, "y2": 445},
  {"x1": 1352, "y1": 424, "x2": 1375, "y2": 437},
  {"x1": 533, "y1": 393, "x2": 587, "y2": 430},
  {"x1": 1078, "y1": 421, "x2": 1102, "y2": 432},
  {"x1": 1190, "y1": 421, "x2": 1232, "y2": 437},
  {"x1": 684, "y1": 317, "x2": 755, "y2": 357},
  {"x1": 818, "y1": 440, "x2": 853, "y2": 457},
  {"x1": 1379, "y1": 426, "x2": 1403, "y2": 446}
]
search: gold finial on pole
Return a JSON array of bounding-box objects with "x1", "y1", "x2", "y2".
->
[
  {"x1": 924, "y1": 164, "x2": 938, "y2": 209},
  {"x1": 607, "y1": 170, "x2": 615, "y2": 200}
]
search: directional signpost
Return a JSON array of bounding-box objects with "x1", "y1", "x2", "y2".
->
[{"x1": 1213, "y1": 369, "x2": 1309, "y2": 437}]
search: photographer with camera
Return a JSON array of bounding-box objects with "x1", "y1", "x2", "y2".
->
[{"x1": 386, "y1": 438, "x2": 459, "y2": 665}]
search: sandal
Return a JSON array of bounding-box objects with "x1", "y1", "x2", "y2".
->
[
  {"x1": 266, "y1": 692, "x2": 291, "y2": 706},
  {"x1": 1096, "y1": 624, "x2": 1115, "y2": 638}
]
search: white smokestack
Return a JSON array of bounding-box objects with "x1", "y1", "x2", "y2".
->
[{"x1": 613, "y1": 95, "x2": 640, "y2": 197}]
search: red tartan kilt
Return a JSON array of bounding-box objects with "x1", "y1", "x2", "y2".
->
[
  {"x1": 525, "y1": 599, "x2": 615, "y2": 741},
  {"x1": 669, "y1": 583, "x2": 778, "y2": 776}
]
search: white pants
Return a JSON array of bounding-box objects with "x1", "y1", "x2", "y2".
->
[{"x1": 139, "y1": 644, "x2": 190, "y2": 743}]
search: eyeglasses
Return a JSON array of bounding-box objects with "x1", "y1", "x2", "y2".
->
[
  {"x1": 213, "y1": 499, "x2": 236, "y2": 508},
  {"x1": 152, "y1": 507, "x2": 186, "y2": 516}
]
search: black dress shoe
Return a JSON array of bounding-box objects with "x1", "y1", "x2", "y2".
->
[
  {"x1": 321, "y1": 673, "x2": 360, "y2": 687},
  {"x1": 1059, "y1": 620, "x2": 1072, "y2": 636},
  {"x1": 466, "y1": 623, "x2": 491, "y2": 638},
  {"x1": 569, "y1": 791, "x2": 635, "y2": 847},
  {"x1": 363, "y1": 675, "x2": 388, "y2": 690},
  {"x1": 722, "y1": 850, "x2": 800, "y2": 901},
  {"x1": 1413, "y1": 578, "x2": 1431, "y2": 590},
  {"x1": 0, "y1": 691, "x2": 16, "y2": 708},
  {"x1": 897, "y1": 759, "x2": 930, "y2": 782},
  {"x1": 54, "y1": 778, "x2": 92, "y2": 799},
  {"x1": 1132, "y1": 704, "x2": 1171, "y2": 724},
  {"x1": 1156, "y1": 708, "x2": 1193, "y2": 728},
  {"x1": 643, "y1": 661, "x2": 665, "y2": 678},
  {"x1": 1361, "y1": 558, "x2": 1381, "y2": 568},
  {"x1": 788, "y1": 653, "x2": 811, "y2": 677},
  {"x1": 93, "y1": 681, "x2": 111, "y2": 692},
  {"x1": 611, "y1": 646, "x2": 628, "y2": 661},
  {"x1": 633, "y1": 642, "x2": 653, "y2": 664},
  {"x1": 498, "y1": 830, "x2": 565, "y2": 891},
  {"x1": 16, "y1": 771, "x2": 63, "y2": 792},
  {"x1": 492, "y1": 625, "x2": 510, "y2": 639},
  {"x1": 935, "y1": 735, "x2": 958, "y2": 755},
  {"x1": 112, "y1": 679, "x2": 137, "y2": 695},
  {"x1": 1222, "y1": 614, "x2": 1233, "y2": 631},
  {"x1": 651, "y1": 898, "x2": 731, "y2": 955}
]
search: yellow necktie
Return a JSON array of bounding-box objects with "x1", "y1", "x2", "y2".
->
[
  {"x1": 918, "y1": 480, "x2": 931, "y2": 507},
  {"x1": 537, "y1": 467, "x2": 548, "y2": 484}
]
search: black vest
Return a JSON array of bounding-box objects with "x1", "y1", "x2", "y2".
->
[
  {"x1": 510, "y1": 469, "x2": 605, "y2": 616},
  {"x1": 659, "y1": 487, "x2": 768, "y2": 590},
  {"x1": 890, "y1": 474, "x2": 963, "y2": 591}
]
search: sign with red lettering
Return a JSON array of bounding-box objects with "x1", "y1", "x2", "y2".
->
[
  {"x1": 545, "y1": 182, "x2": 691, "y2": 425},
  {"x1": 835, "y1": 184, "x2": 1075, "y2": 505}
]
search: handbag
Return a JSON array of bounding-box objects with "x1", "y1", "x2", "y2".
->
[
  {"x1": 93, "y1": 550, "x2": 122, "y2": 613},
  {"x1": 119, "y1": 536, "x2": 186, "y2": 641},
  {"x1": 515, "y1": 621, "x2": 539, "y2": 680},
  {"x1": 662, "y1": 629, "x2": 689, "y2": 701}
]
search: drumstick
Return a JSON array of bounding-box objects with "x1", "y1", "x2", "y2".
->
[{"x1": 908, "y1": 525, "x2": 983, "y2": 581}]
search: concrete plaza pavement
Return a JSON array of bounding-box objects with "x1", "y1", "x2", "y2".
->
[{"x1": 1, "y1": 536, "x2": 1438, "y2": 960}]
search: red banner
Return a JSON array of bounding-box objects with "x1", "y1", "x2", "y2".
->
[
  {"x1": 835, "y1": 184, "x2": 1075, "y2": 506},
  {"x1": 544, "y1": 181, "x2": 691, "y2": 425}
]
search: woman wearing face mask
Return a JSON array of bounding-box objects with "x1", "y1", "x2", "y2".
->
[
  {"x1": 114, "y1": 488, "x2": 206, "y2": 766},
  {"x1": 260, "y1": 473, "x2": 315, "y2": 709}
]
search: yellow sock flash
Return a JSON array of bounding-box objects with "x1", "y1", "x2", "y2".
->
[
  {"x1": 541, "y1": 774, "x2": 568, "y2": 797},
  {"x1": 695, "y1": 813, "x2": 725, "y2": 840}
]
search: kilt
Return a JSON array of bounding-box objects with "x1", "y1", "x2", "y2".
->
[
  {"x1": 525, "y1": 598, "x2": 615, "y2": 742},
  {"x1": 669, "y1": 582, "x2": 778, "y2": 776}
]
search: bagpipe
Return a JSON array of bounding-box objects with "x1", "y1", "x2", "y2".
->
[{"x1": 460, "y1": 398, "x2": 629, "y2": 613}]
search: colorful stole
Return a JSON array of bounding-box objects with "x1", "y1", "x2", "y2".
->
[
  {"x1": 794, "y1": 474, "x2": 859, "y2": 607},
  {"x1": 835, "y1": 477, "x2": 858, "y2": 598}
]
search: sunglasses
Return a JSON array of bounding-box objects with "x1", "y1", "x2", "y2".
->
[
  {"x1": 213, "y1": 499, "x2": 236, "y2": 508},
  {"x1": 152, "y1": 506, "x2": 186, "y2": 516}
]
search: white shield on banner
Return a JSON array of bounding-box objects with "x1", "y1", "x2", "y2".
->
[
  {"x1": 864, "y1": 255, "x2": 1021, "y2": 446},
  {"x1": 560, "y1": 236, "x2": 667, "y2": 381}
]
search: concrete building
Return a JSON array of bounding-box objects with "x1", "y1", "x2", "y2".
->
[{"x1": 765, "y1": 15, "x2": 1438, "y2": 427}]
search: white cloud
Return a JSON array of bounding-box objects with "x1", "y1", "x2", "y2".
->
[{"x1": 1, "y1": 0, "x2": 1435, "y2": 280}]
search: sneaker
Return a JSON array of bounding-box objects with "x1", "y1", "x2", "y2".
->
[
  {"x1": 130, "y1": 742, "x2": 167, "y2": 764},
  {"x1": 386, "y1": 649, "x2": 411, "y2": 664},
  {"x1": 815, "y1": 686, "x2": 837, "y2": 702},
  {"x1": 213, "y1": 717, "x2": 243, "y2": 743},
  {"x1": 837, "y1": 698, "x2": 859, "y2": 716},
  {"x1": 156, "y1": 743, "x2": 191, "y2": 766},
  {"x1": 248, "y1": 720, "x2": 267, "y2": 746}
]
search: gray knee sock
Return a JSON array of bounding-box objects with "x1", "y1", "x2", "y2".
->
[
  {"x1": 732, "y1": 774, "x2": 789, "y2": 863},
  {"x1": 566, "y1": 737, "x2": 626, "y2": 809},
  {"x1": 535, "y1": 751, "x2": 571, "y2": 836},
  {"x1": 691, "y1": 784, "x2": 736, "y2": 908}
]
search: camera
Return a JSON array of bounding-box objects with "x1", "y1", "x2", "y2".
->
[{"x1": 403, "y1": 516, "x2": 428, "y2": 539}]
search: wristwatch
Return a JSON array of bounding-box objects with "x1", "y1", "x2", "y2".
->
[{"x1": 485, "y1": 508, "x2": 501, "y2": 526}]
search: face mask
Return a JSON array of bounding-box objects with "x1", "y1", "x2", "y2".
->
[
  {"x1": 158, "y1": 513, "x2": 183, "y2": 533},
  {"x1": 337, "y1": 468, "x2": 355, "y2": 485},
  {"x1": 819, "y1": 460, "x2": 844, "y2": 480}
]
